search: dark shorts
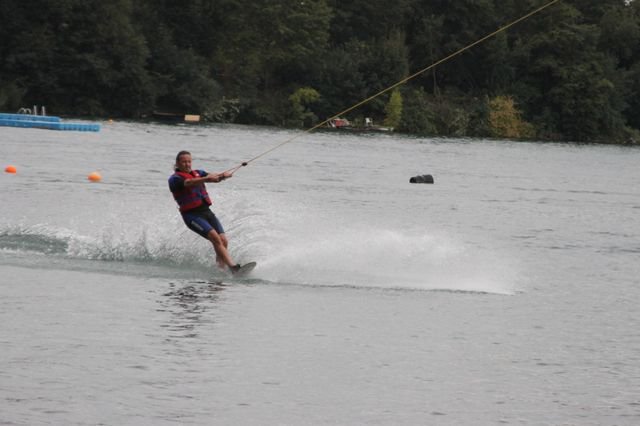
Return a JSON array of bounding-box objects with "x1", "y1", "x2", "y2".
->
[{"x1": 182, "y1": 209, "x2": 225, "y2": 239}]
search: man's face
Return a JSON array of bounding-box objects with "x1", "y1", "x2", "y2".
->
[{"x1": 177, "y1": 154, "x2": 192, "y2": 172}]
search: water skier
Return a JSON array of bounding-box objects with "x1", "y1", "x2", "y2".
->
[{"x1": 168, "y1": 150, "x2": 242, "y2": 273}]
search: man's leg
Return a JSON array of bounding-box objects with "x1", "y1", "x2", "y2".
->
[{"x1": 207, "y1": 229, "x2": 235, "y2": 268}]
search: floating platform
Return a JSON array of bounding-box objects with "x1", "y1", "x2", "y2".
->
[
  {"x1": 0, "y1": 113, "x2": 100, "y2": 132},
  {"x1": 151, "y1": 111, "x2": 201, "y2": 123}
]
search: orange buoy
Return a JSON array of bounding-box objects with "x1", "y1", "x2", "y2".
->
[
  {"x1": 5, "y1": 165, "x2": 17, "y2": 174},
  {"x1": 88, "y1": 171, "x2": 102, "y2": 182}
]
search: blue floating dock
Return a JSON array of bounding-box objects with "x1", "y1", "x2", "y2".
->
[{"x1": 0, "y1": 113, "x2": 100, "y2": 132}]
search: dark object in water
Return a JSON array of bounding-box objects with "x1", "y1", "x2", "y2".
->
[{"x1": 409, "y1": 174, "x2": 434, "y2": 184}]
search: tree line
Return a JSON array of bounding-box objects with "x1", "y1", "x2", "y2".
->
[{"x1": 1, "y1": 0, "x2": 639, "y2": 143}]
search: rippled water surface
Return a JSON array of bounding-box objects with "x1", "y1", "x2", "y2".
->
[{"x1": 1, "y1": 122, "x2": 639, "y2": 425}]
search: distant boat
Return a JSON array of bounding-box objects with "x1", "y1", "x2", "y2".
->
[{"x1": 327, "y1": 117, "x2": 352, "y2": 128}]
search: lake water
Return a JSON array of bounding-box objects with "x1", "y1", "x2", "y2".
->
[{"x1": 1, "y1": 122, "x2": 639, "y2": 425}]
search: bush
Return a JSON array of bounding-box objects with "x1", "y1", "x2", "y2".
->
[
  {"x1": 286, "y1": 87, "x2": 321, "y2": 128},
  {"x1": 488, "y1": 95, "x2": 534, "y2": 139},
  {"x1": 383, "y1": 90, "x2": 402, "y2": 129},
  {"x1": 396, "y1": 88, "x2": 436, "y2": 135}
]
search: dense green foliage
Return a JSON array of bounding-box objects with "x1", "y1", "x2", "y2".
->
[{"x1": 1, "y1": 0, "x2": 639, "y2": 142}]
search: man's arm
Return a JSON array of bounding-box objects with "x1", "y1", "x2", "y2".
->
[{"x1": 184, "y1": 171, "x2": 232, "y2": 187}]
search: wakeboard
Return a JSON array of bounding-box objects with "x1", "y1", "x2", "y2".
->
[{"x1": 232, "y1": 261, "x2": 257, "y2": 277}]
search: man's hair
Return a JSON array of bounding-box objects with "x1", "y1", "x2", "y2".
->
[{"x1": 175, "y1": 151, "x2": 191, "y2": 170}]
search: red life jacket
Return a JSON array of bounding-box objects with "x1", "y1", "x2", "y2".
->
[{"x1": 171, "y1": 170, "x2": 212, "y2": 213}]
